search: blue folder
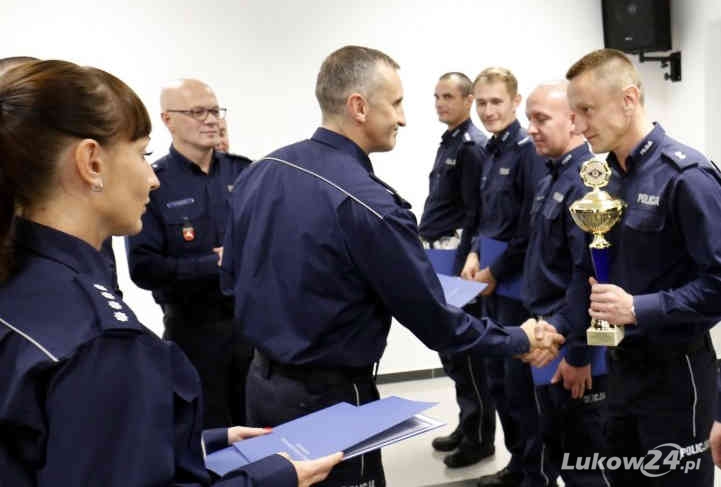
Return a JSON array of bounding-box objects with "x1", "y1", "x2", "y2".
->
[
  {"x1": 205, "y1": 396, "x2": 442, "y2": 476},
  {"x1": 426, "y1": 249, "x2": 457, "y2": 275},
  {"x1": 478, "y1": 237, "x2": 522, "y2": 300},
  {"x1": 436, "y1": 274, "x2": 487, "y2": 308},
  {"x1": 530, "y1": 346, "x2": 608, "y2": 385}
]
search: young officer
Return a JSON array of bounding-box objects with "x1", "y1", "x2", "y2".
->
[
  {"x1": 568, "y1": 48, "x2": 721, "y2": 486},
  {"x1": 420, "y1": 72, "x2": 495, "y2": 468},
  {"x1": 462, "y1": 68, "x2": 549, "y2": 487}
]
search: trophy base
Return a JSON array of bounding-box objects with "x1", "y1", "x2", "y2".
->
[{"x1": 587, "y1": 322, "x2": 624, "y2": 347}]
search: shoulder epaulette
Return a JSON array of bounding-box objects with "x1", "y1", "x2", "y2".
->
[
  {"x1": 74, "y1": 275, "x2": 146, "y2": 333},
  {"x1": 151, "y1": 158, "x2": 167, "y2": 173},
  {"x1": 661, "y1": 148, "x2": 699, "y2": 171},
  {"x1": 517, "y1": 136, "x2": 532, "y2": 146},
  {"x1": 222, "y1": 152, "x2": 253, "y2": 165}
]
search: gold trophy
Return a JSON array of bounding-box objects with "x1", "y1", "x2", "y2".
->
[{"x1": 569, "y1": 158, "x2": 627, "y2": 346}]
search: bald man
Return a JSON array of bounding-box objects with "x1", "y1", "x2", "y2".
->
[
  {"x1": 127, "y1": 79, "x2": 254, "y2": 428},
  {"x1": 521, "y1": 81, "x2": 612, "y2": 487}
]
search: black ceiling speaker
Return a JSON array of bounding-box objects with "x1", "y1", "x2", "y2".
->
[{"x1": 602, "y1": 0, "x2": 672, "y2": 53}]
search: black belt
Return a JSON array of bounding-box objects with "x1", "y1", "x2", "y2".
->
[
  {"x1": 254, "y1": 352, "x2": 374, "y2": 384},
  {"x1": 608, "y1": 333, "x2": 712, "y2": 364}
]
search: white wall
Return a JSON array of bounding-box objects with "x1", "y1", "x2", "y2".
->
[{"x1": 3, "y1": 0, "x2": 719, "y2": 373}]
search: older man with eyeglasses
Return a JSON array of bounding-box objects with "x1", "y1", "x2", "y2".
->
[{"x1": 127, "y1": 79, "x2": 254, "y2": 429}]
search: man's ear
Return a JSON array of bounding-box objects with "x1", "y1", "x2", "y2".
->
[
  {"x1": 568, "y1": 111, "x2": 578, "y2": 134},
  {"x1": 73, "y1": 139, "x2": 105, "y2": 191},
  {"x1": 346, "y1": 93, "x2": 369, "y2": 124},
  {"x1": 622, "y1": 84, "x2": 641, "y2": 113},
  {"x1": 512, "y1": 93, "x2": 522, "y2": 111},
  {"x1": 161, "y1": 112, "x2": 173, "y2": 131}
]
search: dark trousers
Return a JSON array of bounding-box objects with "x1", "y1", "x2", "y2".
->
[
  {"x1": 536, "y1": 375, "x2": 610, "y2": 487},
  {"x1": 484, "y1": 294, "x2": 548, "y2": 486},
  {"x1": 246, "y1": 354, "x2": 385, "y2": 487},
  {"x1": 163, "y1": 302, "x2": 253, "y2": 428},
  {"x1": 439, "y1": 299, "x2": 496, "y2": 450},
  {"x1": 603, "y1": 336, "x2": 716, "y2": 487}
]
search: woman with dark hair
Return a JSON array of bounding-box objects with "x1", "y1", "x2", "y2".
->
[{"x1": 0, "y1": 60, "x2": 341, "y2": 486}]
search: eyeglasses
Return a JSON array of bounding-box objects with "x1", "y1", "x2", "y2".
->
[{"x1": 166, "y1": 107, "x2": 227, "y2": 121}]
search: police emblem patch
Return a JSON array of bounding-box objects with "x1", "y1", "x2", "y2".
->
[{"x1": 182, "y1": 222, "x2": 195, "y2": 242}]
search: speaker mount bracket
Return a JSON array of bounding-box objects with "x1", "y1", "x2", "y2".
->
[{"x1": 638, "y1": 51, "x2": 682, "y2": 82}]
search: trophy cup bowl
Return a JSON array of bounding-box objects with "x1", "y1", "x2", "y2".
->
[
  {"x1": 569, "y1": 158, "x2": 627, "y2": 346},
  {"x1": 569, "y1": 190, "x2": 626, "y2": 250}
]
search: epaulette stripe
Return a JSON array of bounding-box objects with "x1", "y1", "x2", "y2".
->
[
  {"x1": 0, "y1": 315, "x2": 59, "y2": 362},
  {"x1": 262, "y1": 156, "x2": 383, "y2": 220}
]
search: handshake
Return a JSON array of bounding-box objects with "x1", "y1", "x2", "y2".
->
[{"x1": 517, "y1": 318, "x2": 565, "y2": 368}]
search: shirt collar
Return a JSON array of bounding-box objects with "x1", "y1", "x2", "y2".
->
[
  {"x1": 311, "y1": 127, "x2": 374, "y2": 173},
  {"x1": 14, "y1": 218, "x2": 113, "y2": 283},
  {"x1": 546, "y1": 142, "x2": 592, "y2": 179},
  {"x1": 441, "y1": 118, "x2": 472, "y2": 144},
  {"x1": 169, "y1": 145, "x2": 218, "y2": 175},
  {"x1": 607, "y1": 122, "x2": 665, "y2": 172},
  {"x1": 487, "y1": 119, "x2": 521, "y2": 155}
]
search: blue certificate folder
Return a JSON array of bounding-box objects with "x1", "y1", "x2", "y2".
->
[
  {"x1": 205, "y1": 396, "x2": 444, "y2": 476},
  {"x1": 530, "y1": 346, "x2": 608, "y2": 385},
  {"x1": 437, "y1": 274, "x2": 487, "y2": 308},
  {"x1": 479, "y1": 237, "x2": 522, "y2": 300},
  {"x1": 426, "y1": 249, "x2": 457, "y2": 275}
]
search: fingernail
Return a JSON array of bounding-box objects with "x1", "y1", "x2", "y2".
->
[{"x1": 263, "y1": 427, "x2": 273, "y2": 431}]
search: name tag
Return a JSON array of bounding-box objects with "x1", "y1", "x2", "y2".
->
[
  {"x1": 444, "y1": 158, "x2": 456, "y2": 166},
  {"x1": 499, "y1": 167, "x2": 510, "y2": 176},
  {"x1": 166, "y1": 197, "x2": 195, "y2": 208}
]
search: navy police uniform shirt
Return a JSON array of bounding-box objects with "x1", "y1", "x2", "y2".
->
[
  {"x1": 100, "y1": 237, "x2": 122, "y2": 296},
  {"x1": 221, "y1": 127, "x2": 530, "y2": 367},
  {"x1": 0, "y1": 219, "x2": 296, "y2": 486},
  {"x1": 127, "y1": 146, "x2": 251, "y2": 305},
  {"x1": 474, "y1": 119, "x2": 547, "y2": 281},
  {"x1": 605, "y1": 124, "x2": 721, "y2": 346},
  {"x1": 418, "y1": 118, "x2": 487, "y2": 241},
  {"x1": 521, "y1": 143, "x2": 596, "y2": 366}
]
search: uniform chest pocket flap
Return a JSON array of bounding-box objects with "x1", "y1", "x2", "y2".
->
[
  {"x1": 623, "y1": 208, "x2": 666, "y2": 232},
  {"x1": 542, "y1": 197, "x2": 564, "y2": 221},
  {"x1": 160, "y1": 201, "x2": 211, "y2": 251}
]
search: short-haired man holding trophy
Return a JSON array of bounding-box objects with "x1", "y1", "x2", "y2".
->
[{"x1": 567, "y1": 48, "x2": 721, "y2": 485}]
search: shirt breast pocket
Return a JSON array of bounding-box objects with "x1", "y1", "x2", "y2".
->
[
  {"x1": 621, "y1": 207, "x2": 667, "y2": 268},
  {"x1": 161, "y1": 203, "x2": 214, "y2": 255},
  {"x1": 529, "y1": 196, "x2": 544, "y2": 227},
  {"x1": 541, "y1": 199, "x2": 565, "y2": 251},
  {"x1": 436, "y1": 162, "x2": 459, "y2": 198}
]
